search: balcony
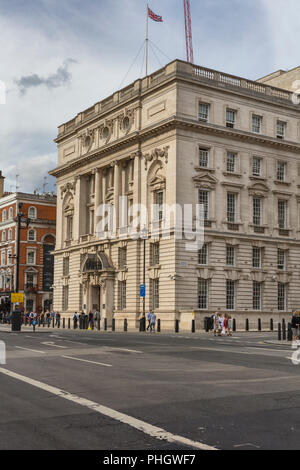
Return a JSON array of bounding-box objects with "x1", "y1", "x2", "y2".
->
[{"x1": 25, "y1": 283, "x2": 38, "y2": 294}]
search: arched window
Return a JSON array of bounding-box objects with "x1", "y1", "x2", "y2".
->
[
  {"x1": 2, "y1": 210, "x2": 6, "y2": 222},
  {"x1": 28, "y1": 229, "x2": 36, "y2": 241},
  {"x1": 8, "y1": 229, "x2": 12, "y2": 241},
  {"x1": 28, "y1": 206, "x2": 37, "y2": 219},
  {"x1": 1, "y1": 231, "x2": 6, "y2": 243},
  {"x1": 9, "y1": 207, "x2": 13, "y2": 220}
]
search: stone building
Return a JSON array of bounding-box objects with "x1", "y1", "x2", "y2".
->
[
  {"x1": 50, "y1": 60, "x2": 300, "y2": 330},
  {"x1": 0, "y1": 173, "x2": 56, "y2": 313}
]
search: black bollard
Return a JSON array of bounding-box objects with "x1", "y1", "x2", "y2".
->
[
  {"x1": 233, "y1": 319, "x2": 236, "y2": 332},
  {"x1": 52, "y1": 318, "x2": 55, "y2": 329},
  {"x1": 192, "y1": 319, "x2": 195, "y2": 333},
  {"x1": 288, "y1": 323, "x2": 292, "y2": 342},
  {"x1": 111, "y1": 318, "x2": 115, "y2": 332},
  {"x1": 258, "y1": 318, "x2": 262, "y2": 332},
  {"x1": 124, "y1": 319, "x2": 127, "y2": 332},
  {"x1": 63, "y1": 318, "x2": 65, "y2": 329},
  {"x1": 38, "y1": 318, "x2": 41, "y2": 327},
  {"x1": 278, "y1": 323, "x2": 282, "y2": 341},
  {"x1": 157, "y1": 319, "x2": 161, "y2": 333},
  {"x1": 270, "y1": 319, "x2": 273, "y2": 332},
  {"x1": 282, "y1": 322, "x2": 286, "y2": 341},
  {"x1": 105, "y1": 318, "x2": 108, "y2": 331},
  {"x1": 246, "y1": 319, "x2": 249, "y2": 332},
  {"x1": 175, "y1": 319, "x2": 179, "y2": 333},
  {"x1": 97, "y1": 318, "x2": 100, "y2": 331},
  {"x1": 68, "y1": 318, "x2": 71, "y2": 329}
]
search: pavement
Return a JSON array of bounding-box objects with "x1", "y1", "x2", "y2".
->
[{"x1": 0, "y1": 327, "x2": 299, "y2": 450}]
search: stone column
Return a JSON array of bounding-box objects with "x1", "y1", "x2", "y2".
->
[
  {"x1": 113, "y1": 161, "x2": 121, "y2": 231},
  {"x1": 94, "y1": 169, "x2": 101, "y2": 237}
]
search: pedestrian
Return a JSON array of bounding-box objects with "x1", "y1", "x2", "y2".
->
[
  {"x1": 73, "y1": 312, "x2": 79, "y2": 329},
  {"x1": 80, "y1": 311, "x2": 86, "y2": 329},
  {"x1": 55, "y1": 311, "x2": 61, "y2": 328},
  {"x1": 213, "y1": 312, "x2": 219, "y2": 337},
  {"x1": 29, "y1": 311, "x2": 34, "y2": 326},
  {"x1": 95, "y1": 310, "x2": 101, "y2": 328},
  {"x1": 291, "y1": 311, "x2": 300, "y2": 342},
  {"x1": 218, "y1": 314, "x2": 224, "y2": 336},
  {"x1": 224, "y1": 313, "x2": 232, "y2": 336},
  {"x1": 146, "y1": 311, "x2": 151, "y2": 331},
  {"x1": 150, "y1": 311, "x2": 156, "y2": 333},
  {"x1": 88, "y1": 311, "x2": 94, "y2": 329},
  {"x1": 46, "y1": 311, "x2": 51, "y2": 327}
]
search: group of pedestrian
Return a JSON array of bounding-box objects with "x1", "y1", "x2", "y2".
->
[
  {"x1": 73, "y1": 310, "x2": 101, "y2": 329},
  {"x1": 146, "y1": 311, "x2": 156, "y2": 332},
  {"x1": 213, "y1": 312, "x2": 232, "y2": 337}
]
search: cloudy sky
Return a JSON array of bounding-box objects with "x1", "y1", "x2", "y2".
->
[{"x1": 0, "y1": 0, "x2": 299, "y2": 193}]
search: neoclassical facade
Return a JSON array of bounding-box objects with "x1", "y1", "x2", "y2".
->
[{"x1": 50, "y1": 60, "x2": 300, "y2": 330}]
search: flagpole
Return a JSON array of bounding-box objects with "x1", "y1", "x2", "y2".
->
[{"x1": 145, "y1": 3, "x2": 149, "y2": 76}]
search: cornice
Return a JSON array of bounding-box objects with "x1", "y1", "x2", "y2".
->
[{"x1": 50, "y1": 117, "x2": 300, "y2": 179}]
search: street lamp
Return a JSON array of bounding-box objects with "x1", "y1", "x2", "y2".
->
[
  {"x1": 14, "y1": 203, "x2": 31, "y2": 293},
  {"x1": 140, "y1": 225, "x2": 148, "y2": 331}
]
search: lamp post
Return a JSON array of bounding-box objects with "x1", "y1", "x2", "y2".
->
[
  {"x1": 12, "y1": 203, "x2": 31, "y2": 294},
  {"x1": 140, "y1": 226, "x2": 148, "y2": 331}
]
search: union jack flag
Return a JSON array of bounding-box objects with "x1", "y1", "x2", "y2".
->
[{"x1": 148, "y1": 7, "x2": 163, "y2": 22}]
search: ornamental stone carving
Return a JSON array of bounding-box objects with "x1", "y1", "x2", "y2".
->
[
  {"x1": 78, "y1": 128, "x2": 96, "y2": 155},
  {"x1": 143, "y1": 146, "x2": 170, "y2": 170}
]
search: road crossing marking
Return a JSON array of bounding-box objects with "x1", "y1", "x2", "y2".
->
[
  {"x1": 0, "y1": 367, "x2": 217, "y2": 451},
  {"x1": 41, "y1": 342, "x2": 68, "y2": 349},
  {"x1": 61, "y1": 355, "x2": 112, "y2": 367},
  {"x1": 15, "y1": 346, "x2": 45, "y2": 354}
]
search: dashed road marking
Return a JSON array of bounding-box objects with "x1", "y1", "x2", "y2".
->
[
  {"x1": 61, "y1": 355, "x2": 112, "y2": 367},
  {"x1": 15, "y1": 346, "x2": 45, "y2": 354}
]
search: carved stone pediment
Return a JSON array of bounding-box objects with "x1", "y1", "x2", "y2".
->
[
  {"x1": 98, "y1": 119, "x2": 114, "y2": 144},
  {"x1": 60, "y1": 178, "x2": 78, "y2": 198},
  {"x1": 118, "y1": 108, "x2": 135, "y2": 135},
  {"x1": 196, "y1": 268, "x2": 215, "y2": 280},
  {"x1": 248, "y1": 182, "x2": 269, "y2": 197},
  {"x1": 193, "y1": 172, "x2": 218, "y2": 189},
  {"x1": 144, "y1": 147, "x2": 169, "y2": 170}
]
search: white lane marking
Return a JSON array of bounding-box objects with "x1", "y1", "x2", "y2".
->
[
  {"x1": 107, "y1": 347, "x2": 142, "y2": 354},
  {"x1": 58, "y1": 340, "x2": 89, "y2": 346},
  {"x1": 61, "y1": 356, "x2": 112, "y2": 367},
  {"x1": 41, "y1": 342, "x2": 68, "y2": 349},
  {"x1": 15, "y1": 346, "x2": 45, "y2": 354},
  {"x1": 0, "y1": 367, "x2": 217, "y2": 451}
]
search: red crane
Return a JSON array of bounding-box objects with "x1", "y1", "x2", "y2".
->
[{"x1": 183, "y1": 0, "x2": 194, "y2": 64}]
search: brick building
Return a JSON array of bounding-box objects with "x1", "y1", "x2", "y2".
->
[{"x1": 0, "y1": 172, "x2": 56, "y2": 313}]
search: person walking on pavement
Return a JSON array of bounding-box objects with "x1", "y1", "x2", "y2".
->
[
  {"x1": 213, "y1": 312, "x2": 220, "y2": 337},
  {"x1": 55, "y1": 311, "x2": 61, "y2": 328},
  {"x1": 73, "y1": 312, "x2": 79, "y2": 329},
  {"x1": 95, "y1": 310, "x2": 101, "y2": 328},
  {"x1": 291, "y1": 311, "x2": 300, "y2": 342},
  {"x1": 150, "y1": 311, "x2": 156, "y2": 333},
  {"x1": 146, "y1": 311, "x2": 151, "y2": 331},
  {"x1": 88, "y1": 311, "x2": 94, "y2": 329}
]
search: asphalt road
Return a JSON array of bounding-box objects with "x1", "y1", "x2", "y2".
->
[{"x1": 0, "y1": 327, "x2": 298, "y2": 450}]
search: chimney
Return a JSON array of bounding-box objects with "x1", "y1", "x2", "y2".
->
[{"x1": 0, "y1": 172, "x2": 5, "y2": 198}]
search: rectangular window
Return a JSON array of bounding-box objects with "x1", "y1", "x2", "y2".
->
[
  {"x1": 253, "y1": 157, "x2": 262, "y2": 177},
  {"x1": 226, "y1": 280, "x2": 235, "y2": 310},
  {"x1": 118, "y1": 281, "x2": 126, "y2": 310},
  {"x1": 198, "y1": 279, "x2": 208, "y2": 309},
  {"x1": 278, "y1": 200, "x2": 287, "y2": 229},
  {"x1": 150, "y1": 279, "x2": 159, "y2": 309},
  {"x1": 278, "y1": 283, "x2": 286, "y2": 311},
  {"x1": 198, "y1": 103, "x2": 209, "y2": 122},
  {"x1": 277, "y1": 162, "x2": 286, "y2": 181},
  {"x1": 118, "y1": 247, "x2": 127, "y2": 268},
  {"x1": 226, "y1": 246, "x2": 235, "y2": 266},
  {"x1": 67, "y1": 216, "x2": 73, "y2": 240},
  {"x1": 252, "y1": 115, "x2": 262, "y2": 134},
  {"x1": 198, "y1": 190, "x2": 209, "y2": 220},
  {"x1": 253, "y1": 281, "x2": 262, "y2": 310},
  {"x1": 253, "y1": 198, "x2": 262, "y2": 226},
  {"x1": 278, "y1": 249, "x2": 286, "y2": 270},
  {"x1": 7, "y1": 249, "x2": 12, "y2": 266},
  {"x1": 277, "y1": 121, "x2": 286, "y2": 139},
  {"x1": 226, "y1": 109, "x2": 236, "y2": 128},
  {"x1": 199, "y1": 148, "x2": 209, "y2": 168},
  {"x1": 1, "y1": 251, "x2": 5, "y2": 266},
  {"x1": 154, "y1": 191, "x2": 164, "y2": 221},
  {"x1": 226, "y1": 152, "x2": 236, "y2": 173},
  {"x1": 27, "y1": 251, "x2": 35, "y2": 265},
  {"x1": 252, "y1": 247, "x2": 262, "y2": 269},
  {"x1": 227, "y1": 193, "x2": 236, "y2": 222},
  {"x1": 150, "y1": 243, "x2": 160, "y2": 266},
  {"x1": 198, "y1": 243, "x2": 208, "y2": 265},
  {"x1": 62, "y1": 285, "x2": 69, "y2": 311},
  {"x1": 63, "y1": 257, "x2": 69, "y2": 276}
]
